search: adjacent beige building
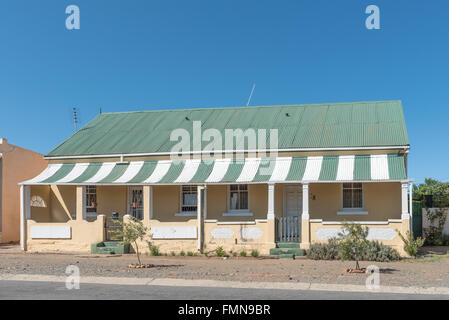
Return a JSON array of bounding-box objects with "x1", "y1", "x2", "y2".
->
[
  {"x1": 0, "y1": 138, "x2": 47, "y2": 243},
  {"x1": 19, "y1": 101, "x2": 413, "y2": 255}
]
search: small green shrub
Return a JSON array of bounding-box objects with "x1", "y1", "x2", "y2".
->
[
  {"x1": 148, "y1": 243, "x2": 160, "y2": 256},
  {"x1": 170, "y1": 251, "x2": 176, "y2": 256},
  {"x1": 398, "y1": 230, "x2": 425, "y2": 257},
  {"x1": 187, "y1": 251, "x2": 194, "y2": 256},
  {"x1": 251, "y1": 249, "x2": 259, "y2": 257},
  {"x1": 180, "y1": 250, "x2": 186, "y2": 256},
  {"x1": 215, "y1": 246, "x2": 226, "y2": 257},
  {"x1": 240, "y1": 251, "x2": 247, "y2": 257},
  {"x1": 307, "y1": 238, "x2": 400, "y2": 262},
  {"x1": 232, "y1": 252, "x2": 237, "y2": 257},
  {"x1": 307, "y1": 238, "x2": 340, "y2": 260},
  {"x1": 362, "y1": 241, "x2": 400, "y2": 262}
]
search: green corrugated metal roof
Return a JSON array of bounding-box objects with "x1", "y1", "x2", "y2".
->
[{"x1": 46, "y1": 100, "x2": 409, "y2": 157}]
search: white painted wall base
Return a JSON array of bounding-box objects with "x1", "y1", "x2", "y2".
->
[
  {"x1": 151, "y1": 226, "x2": 197, "y2": 239},
  {"x1": 30, "y1": 226, "x2": 71, "y2": 239}
]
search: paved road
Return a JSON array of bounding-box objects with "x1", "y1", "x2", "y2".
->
[{"x1": 0, "y1": 280, "x2": 448, "y2": 300}]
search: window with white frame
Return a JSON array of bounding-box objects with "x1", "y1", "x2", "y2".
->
[
  {"x1": 229, "y1": 184, "x2": 249, "y2": 211},
  {"x1": 342, "y1": 183, "x2": 363, "y2": 209},
  {"x1": 181, "y1": 185, "x2": 197, "y2": 212},
  {"x1": 85, "y1": 186, "x2": 97, "y2": 213}
]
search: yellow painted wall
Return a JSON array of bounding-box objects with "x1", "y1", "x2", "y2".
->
[
  {"x1": 29, "y1": 185, "x2": 51, "y2": 222},
  {"x1": 153, "y1": 185, "x2": 182, "y2": 222},
  {"x1": 309, "y1": 182, "x2": 402, "y2": 221},
  {"x1": 0, "y1": 139, "x2": 47, "y2": 242},
  {"x1": 97, "y1": 186, "x2": 127, "y2": 217},
  {"x1": 50, "y1": 185, "x2": 75, "y2": 222}
]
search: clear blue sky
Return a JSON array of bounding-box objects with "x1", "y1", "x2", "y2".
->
[{"x1": 0, "y1": 0, "x2": 448, "y2": 183}]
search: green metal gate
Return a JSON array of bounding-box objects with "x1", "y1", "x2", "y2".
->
[{"x1": 412, "y1": 201, "x2": 422, "y2": 238}]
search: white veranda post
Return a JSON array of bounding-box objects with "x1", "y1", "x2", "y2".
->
[
  {"x1": 401, "y1": 182, "x2": 410, "y2": 220},
  {"x1": 197, "y1": 185, "x2": 204, "y2": 251},
  {"x1": 267, "y1": 183, "x2": 275, "y2": 220},
  {"x1": 20, "y1": 185, "x2": 31, "y2": 251}
]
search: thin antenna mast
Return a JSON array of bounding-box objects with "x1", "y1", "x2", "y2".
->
[
  {"x1": 73, "y1": 107, "x2": 78, "y2": 132},
  {"x1": 246, "y1": 83, "x2": 256, "y2": 106}
]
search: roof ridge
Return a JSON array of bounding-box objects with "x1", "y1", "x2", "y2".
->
[{"x1": 100, "y1": 100, "x2": 402, "y2": 115}]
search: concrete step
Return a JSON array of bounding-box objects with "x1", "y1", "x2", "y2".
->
[
  {"x1": 276, "y1": 242, "x2": 301, "y2": 249},
  {"x1": 279, "y1": 253, "x2": 295, "y2": 259},
  {"x1": 269, "y1": 248, "x2": 305, "y2": 256}
]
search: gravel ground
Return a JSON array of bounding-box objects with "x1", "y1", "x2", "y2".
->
[{"x1": 0, "y1": 246, "x2": 448, "y2": 288}]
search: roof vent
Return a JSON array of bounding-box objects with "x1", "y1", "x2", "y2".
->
[
  {"x1": 285, "y1": 113, "x2": 290, "y2": 117},
  {"x1": 185, "y1": 116, "x2": 190, "y2": 121}
]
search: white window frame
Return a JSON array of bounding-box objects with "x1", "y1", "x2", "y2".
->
[
  {"x1": 338, "y1": 183, "x2": 368, "y2": 215},
  {"x1": 175, "y1": 185, "x2": 198, "y2": 217},
  {"x1": 223, "y1": 184, "x2": 253, "y2": 217}
]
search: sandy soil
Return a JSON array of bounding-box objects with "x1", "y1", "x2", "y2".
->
[{"x1": 0, "y1": 247, "x2": 448, "y2": 288}]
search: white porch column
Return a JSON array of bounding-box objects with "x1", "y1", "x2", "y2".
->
[
  {"x1": 76, "y1": 186, "x2": 86, "y2": 221},
  {"x1": 20, "y1": 185, "x2": 30, "y2": 251},
  {"x1": 301, "y1": 183, "x2": 310, "y2": 249},
  {"x1": 203, "y1": 185, "x2": 207, "y2": 220},
  {"x1": 197, "y1": 185, "x2": 204, "y2": 251},
  {"x1": 267, "y1": 183, "x2": 275, "y2": 220},
  {"x1": 302, "y1": 183, "x2": 310, "y2": 220},
  {"x1": 409, "y1": 183, "x2": 413, "y2": 228},
  {"x1": 401, "y1": 182, "x2": 410, "y2": 220}
]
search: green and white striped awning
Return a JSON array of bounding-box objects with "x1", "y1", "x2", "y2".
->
[{"x1": 22, "y1": 154, "x2": 406, "y2": 185}]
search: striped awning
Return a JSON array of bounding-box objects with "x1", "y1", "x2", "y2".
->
[{"x1": 22, "y1": 154, "x2": 406, "y2": 185}]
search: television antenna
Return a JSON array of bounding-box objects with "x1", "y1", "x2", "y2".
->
[{"x1": 246, "y1": 83, "x2": 256, "y2": 106}]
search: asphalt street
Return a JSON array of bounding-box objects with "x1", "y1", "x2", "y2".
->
[{"x1": 0, "y1": 280, "x2": 448, "y2": 300}]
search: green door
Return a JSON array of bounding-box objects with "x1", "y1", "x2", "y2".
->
[{"x1": 412, "y1": 201, "x2": 422, "y2": 238}]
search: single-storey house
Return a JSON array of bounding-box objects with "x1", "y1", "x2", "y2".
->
[
  {"x1": 20, "y1": 100, "x2": 413, "y2": 255},
  {"x1": 0, "y1": 138, "x2": 47, "y2": 243}
]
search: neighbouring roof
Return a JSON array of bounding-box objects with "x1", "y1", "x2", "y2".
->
[
  {"x1": 23, "y1": 154, "x2": 407, "y2": 185},
  {"x1": 46, "y1": 100, "x2": 409, "y2": 158}
]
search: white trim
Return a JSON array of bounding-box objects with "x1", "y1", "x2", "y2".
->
[{"x1": 44, "y1": 145, "x2": 411, "y2": 160}]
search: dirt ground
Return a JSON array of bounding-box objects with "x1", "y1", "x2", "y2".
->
[{"x1": 1, "y1": 245, "x2": 448, "y2": 288}]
